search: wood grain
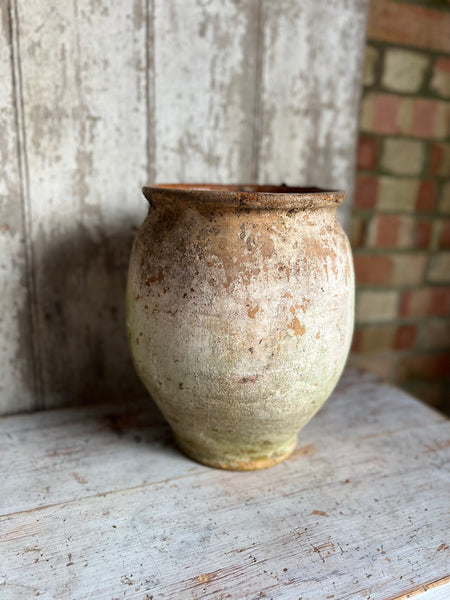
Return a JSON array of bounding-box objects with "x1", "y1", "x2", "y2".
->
[
  {"x1": 0, "y1": 371, "x2": 449, "y2": 599},
  {"x1": 153, "y1": 0, "x2": 260, "y2": 183},
  {"x1": 15, "y1": 0, "x2": 148, "y2": 408},
  {"x1": 0, "y1": 370, "x2": 446, "y2": 516},
  {"x1": 257, "y1": 0, "x2": 368, "y2": 231},
  {"x1": 0, "y1": 1, "x2": 368, "y2": 414},
  {"x1": 0, "y1": 1, "x2": 36, "y2": 412}
]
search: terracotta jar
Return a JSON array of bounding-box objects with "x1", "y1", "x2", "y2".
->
[{"x1": 126, "y1": 185, "x2": 354, "y2": 470}]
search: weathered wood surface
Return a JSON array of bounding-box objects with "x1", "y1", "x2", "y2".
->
[
  {"x1": 1, "y1": 370, "x2": 449, "y2": 600},
  {"x1": 15, "y1": 0, "x2": 148, "y2": 409},
  {"x1": 257, "y1": 0, "x2": 368, "y2": 230},
  {"x1": 153, "y1": 0, "x2": 260, "y2": 183},
  {"x1": 1, "y1": 0, "x2": 368, "y2": 414},
  {"x1": 0, "y1": 1, "x2": 36, "y2": 411}
]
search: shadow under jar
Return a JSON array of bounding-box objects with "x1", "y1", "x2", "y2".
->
[{"x1": 126, "y1": 184, "x2": 354, "y2": 470}]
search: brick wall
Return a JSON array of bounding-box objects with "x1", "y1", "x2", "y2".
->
[{"x1": 349, "y1": 0, "x2": 450, "y2": 413}]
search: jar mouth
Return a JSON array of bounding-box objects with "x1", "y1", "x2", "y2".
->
[{"x1": 143, "y1": 184, "x2": 345, "y2": 210}]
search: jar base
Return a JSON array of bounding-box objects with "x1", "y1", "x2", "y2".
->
[{"x1": 173, "y1": 434, "x2": 298, "y2": 471}]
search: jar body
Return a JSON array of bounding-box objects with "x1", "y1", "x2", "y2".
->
[{"x1": 126, "y1": 187, "x2": 354, "y2": 470}]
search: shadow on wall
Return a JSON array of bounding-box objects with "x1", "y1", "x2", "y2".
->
[{"x1": 32, "y1": 207, "x2": 148, "y2": 408}]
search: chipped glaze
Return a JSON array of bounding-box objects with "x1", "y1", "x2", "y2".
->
[{"x1": 126, "y1": 185, "x2": 354, "y2": 470}]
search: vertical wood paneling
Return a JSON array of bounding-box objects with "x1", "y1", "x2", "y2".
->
[
  {"x1": 0, "y1": 2, "x2": 35, "y2": 413},
  {"x1": 0, "y1": 0, "x2": 368, "y2": 414},
  {"x1": 153, "y1": 0, "x2": 260, "y2": 183},
  {"x1": 257, "y1": 0, "x2": 368, "y2": 230},
  {"x1": 16, "y1": 0, "x2": 148, "y2": 407}
]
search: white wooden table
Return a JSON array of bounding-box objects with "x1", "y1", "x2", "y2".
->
[{"x1": 1, "y1": 370, "x2": 449, "y2": 600}]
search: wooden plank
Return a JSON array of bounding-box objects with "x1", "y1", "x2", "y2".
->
[
  {"x1": 16, "y1": 0, "x2": 148, "y2": 408},
  {"x1": 257, "y1": 0, "x2": 368, "y2": 231},
  {"x1": 153, "y1": 0, "x2": 260, "y2": 183},
  {"x1": 0, "y1": 1, "x2": 36, "y2": 413},
  {"x1": 1, "y1": 0, "x2": 368, "y2": 414},
  {"x1": 0, "y1": 370, "x2": 446, "y2": 516},
  {"x1": 389, "y1": 580, "x2": 450, "y2": 600},
  {"x1": 1, "y1": 463, "x2": 448, "y2": 600},
  {"x1": 0, "y1": 375, "x2": 449, "y2": 599}
]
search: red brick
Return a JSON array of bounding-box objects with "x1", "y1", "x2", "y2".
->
[
  {"x1": 367, "y1": 0, "x2": 450, "y2": 53},
  {"x1": 410, "y1": 99, "x2": 438, "y2": 138},
  {"x1": 440, "y1": 220, "x2": 450, "y2": 248},
  {"x1": 434, "y1": 57, "x2": 450, "y2": 74},
  {"x1": 354, "y1": 254, "x2": 393, "y2": 285},
  {"x1": 373, "y1": 94, "x2": 401, "y2": 134},
  {"x1": 397, "y1": 353, "x2": 450, "y2": 381},
  {"x1": 430, "y1": 144, "x2": 442, "y2": 174},
  {"x1": 400, "y1": 287, "x2": 450, "y2": 318},
  {"x1": 429, "y1": 143, "x2": 450, "y2": 176},
  {"x1": 355, "y1": 176, "x2": 378, "y2": 210},
  {"x1": 427, "y1": 287, "x2": 450, "y2": 315},
  {"x1": 355, "y1": 253, "x2": 426, "y2": 287},
  {"x1": 416, "y1": 180, "x2": 437, "y2": 212},
  {"x1": 394, "y1": 325, "x2": 417, "y2": 350},
  {"x1": 430, "y1": 57, "x2": 450, "y2": 99},
  {"x1": 371, "y1": 215, "x2": 401, "y2": 247},
  {"x1": 416, "y1": 220, "x2": 432, "y2": 248},
  {"x1": 369, "y1": 215, "x2": 416, "y2": 249},
  {"x1": 357, "y1": 135, "x2": 380, "y2": 170}
]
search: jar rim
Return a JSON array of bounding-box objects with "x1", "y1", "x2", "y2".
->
[{"x1": 143, "y1": 184, "x2": 346, "y2": 210}]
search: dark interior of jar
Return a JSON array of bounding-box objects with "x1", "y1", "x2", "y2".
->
[{"x1": 153, "y1": 184, "x2": 335, "y2": 194}]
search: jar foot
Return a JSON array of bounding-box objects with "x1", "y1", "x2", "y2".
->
[{"x1": 173, "y1": 434, "x2": 298, "y2": 471}]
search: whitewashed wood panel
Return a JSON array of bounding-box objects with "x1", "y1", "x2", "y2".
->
[
  {"x1": 0, "y1": 2, "x2": 36, "y2": 412},
  {"x1": 0, "y1": 1, "x2": 368, "y2": 414},
  {"x1": 257, "y1": 0, "x2": 368, "y2": 230},
  {"x1": 153, "y1": 0, "x2": 260, "y2": 182},
  {"x1": 15, "y1": 0, "x2": 148, "y2": 408},
  {"x1": 0, "y1": 372, "x2": 449, "y2": 599}
]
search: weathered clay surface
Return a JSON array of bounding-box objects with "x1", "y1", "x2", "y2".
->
[{"x1": 127, "y1": 185, "x2": 354, "y2": 470}]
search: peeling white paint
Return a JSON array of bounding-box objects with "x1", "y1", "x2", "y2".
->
[{"x1": 1, "y1": 0, "x2": 367, "y2": 414}]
